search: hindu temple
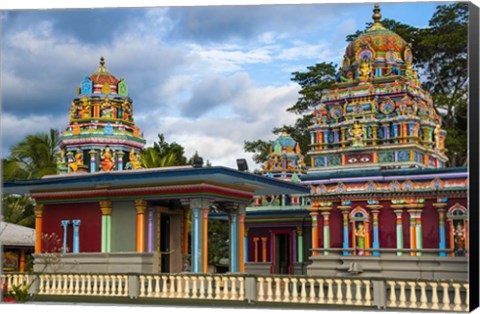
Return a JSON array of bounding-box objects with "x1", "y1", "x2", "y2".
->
[
  {"x1": 57, "y1": 57, "x2": 145, "y2": 174},
  {"x1": 244, "y1": 4, "x2": 468, "y2": 280}
]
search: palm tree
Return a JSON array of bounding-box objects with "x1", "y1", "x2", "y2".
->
[
  {"x1": 140, "y1": 147, "x2": 178, "y2": 168},
  {"x1": 1, "y1": 194, "x2": 36, "y2": 228},
  {"x1": 3, "y1": 129, "x2": 60, "y2": 180}
]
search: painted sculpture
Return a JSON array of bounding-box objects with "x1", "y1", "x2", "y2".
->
[
  {"x1": 126, "y1": 147, "x2": 142, "y2": 170},
  {"x1": 100, "y1": 147, "x2": 115, "y2": 171}
]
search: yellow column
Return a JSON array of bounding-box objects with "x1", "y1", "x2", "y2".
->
[
  {"x1": 34, "y1": 204, "x2": 44, "y2": 254},
  {"x1": 19, "y1": 248, "x2": 25, "y2": 272},
  {"x1": 135, "y1": 200, "x2": 147, "y2": 253},
  {"x1": 261, "y1": 237, "x2": 267, "y2": 262},
  {"x1": 253, "y1": 237, "x2": 259, "y2": 262}
]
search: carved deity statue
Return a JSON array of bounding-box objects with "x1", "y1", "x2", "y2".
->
[
  {"x1": 79, "y1": 96, "x2": 91, "y2": 119},
  {"x1": 101, "y1": 98, "x2": 114, "y2": 118},
  {"x1": 126, "y1": 147, "x2": 142, "y2": 170},
  {"x1": 349, "y1": 121, "x2": 365, "y2": 147},
  {"x1": 454, "y1": 222, "x2": 465, "y2": 256},
  {"x1": 358, "y1": 57, "x2": 372, "y2": 81},
  {"x1": 355, "y1": 223, "x2": 366, "y2": 256},
  {"x1": 100, "y1": 146, "x2": 115, "y2": 171},
  {"x1": 434, "y1": 124, "x2": 442, "y2": 150},
  {"x1": 69, "y1": 149, "x2": 84, "y2": 172}
]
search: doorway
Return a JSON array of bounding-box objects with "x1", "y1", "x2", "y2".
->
[
  {"x1": 159, "y1": 214, "x2": 170, "y2": 273},
  {"x1": 274, "y1": 233, "x2": 291, "y2": 274}
]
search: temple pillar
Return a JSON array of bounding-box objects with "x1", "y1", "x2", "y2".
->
[
  {"x1": 182, "y1": 208, "x2": 189, "y2": 256},
  {"x1": 135, "y1": 200, "x2": 147, "y2": 253},
  {"x1": 100, "y1": 201, "x2": 112, "y2": 253},
  {"x1": 147, "y1": 208, "x2": 155, "y2": 253},
  {"x1": 296, "y1": 227, "x2": 303, "y2": 263},
  {"x1": 72, "y1": 220, "x2": 81, "y2": 253},
  {"x1": 19, "y1": 249, "x2": 25, "y2": 273},
  {"x1": 309, "y1": 211, "x2": 319, "y2": 256},
  {"x1": 392, "y1": 123, "x2": 399, "y2": 144},
  {"x1": 229, "y1": 212, "x2": 238, "y2": 272},
  {"x1": 338, "y1": 206, "x2": 351, "y2": 255},
  {"x1": 61, "y1": 220, "x2": 70, "y2": 254},
  {"x1": 407, "y1": 209, "x2": 417, "y2": 256},
  {"x1": 89, "y1": 150, "x2": 97, "y2": 172},
  {"x1": 261, "y1": 237, "x2": 268, "y2": 262},
  {"x1": 371, "y1": 210, "x2": 380, "y2": 256},
  {"x1": 253, "y1": 237, "x2": 259, "y2": 262},
  {"x1": 34, "y1": 204, "x2": 44, "y2": 254},
  {"x1": 239, "y1": 211, "x2": 245, "y2": 272},
  {"x1": 188, "y1": 199, "x2": 213, "y2": 273},
  {"x1": 203, "y1": 209, "x2": 209, "y2": 273},
  {"x1": 393, "y1": 209, "x2": 404, "y2": 256},
  {"x1": 415, "y1": 209, "x2": 424, "y2": 256},
  {"x1": 117, "y1": 151, "x2": 125, "y2": 171},
  {"x1": 244, "y1": 228, "x2": 249, "y2": 263},
  {"x1": 321, "y1": 209, "x2": 332, "y2": 256},
  {"x1": 433, "y1": 202, "x2": 448, "y2": 256}
]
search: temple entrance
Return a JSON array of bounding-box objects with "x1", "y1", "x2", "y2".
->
[
  {"x1": 274, "y1": 233, "x2": 291, "y2": 274},
  {"x1": 159, "y1": 214, "x2": 170, "y2": 273}
]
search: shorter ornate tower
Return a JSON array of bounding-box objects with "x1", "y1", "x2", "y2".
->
[
  {"x1": 307, "y1": 4, "x2": 448, "y2": 172},
  {"x1": 57, "y1": 57, "x2": 146, "y2": 173},
  {"x1": 260, "y1": 131, "x2": 307, "y2": 182}
]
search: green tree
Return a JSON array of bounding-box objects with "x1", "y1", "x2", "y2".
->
[
  {"x1": 207, "y1": 219, "x2": 229, "y2": 266},
  {"x1": 244, "y1": 62, "x2": 337, "y2": 166},
  {"x1": 2, "y1": 129, "x2": 60, "y2": 181},
  {"x1": 151, "y1": 133, "x2": 188, "y2": 166},
  {"x1": 140, "y1": 147, "x2": 178, "y2": 168},
  {"x1": 1, "y1": 194, "x2": 36, "y2": 228}
]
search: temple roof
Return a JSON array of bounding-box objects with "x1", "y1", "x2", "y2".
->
[
  {"x1": 0, "y1": 221, "x2": 35, "y2": 247},
  {"x1": 89, "y1": 56, "x2": 119, "y2": 85}
]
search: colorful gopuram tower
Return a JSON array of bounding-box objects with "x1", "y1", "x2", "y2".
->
[
  {"x1": 308, "y1": 4, "x2": 448, "y2": 172},
  {"x1": 57, "y1": 57, "x2": 146, "y2": 173}
]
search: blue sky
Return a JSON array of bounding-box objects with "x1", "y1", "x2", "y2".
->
[{"x1": 0, "y1": 1, "x2": 452, "y2": 169}]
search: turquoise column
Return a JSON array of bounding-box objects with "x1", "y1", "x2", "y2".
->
[
  {"x1": 230, "y1": 213, "x2": 238, "y2": 272},
  {"x1": 395, "y1": 210, "x2": 403, "y2": 256},
  {"x1": 61, "y1": 220, "x2": 70, "y2": 253},
  {"x1": 408, "y1": 123, "x2": 415, "y2": 143},
  {"x1": 192, "y1": 208, "x2": 200, "y2": 273},
  {"x1": 117, "y1": 151, "x2": 124, "y2": 171},
  {"x1": 436, "y1": 204, "x2": 447, "y2": 257},
  {"x1": 341, "y1": 210, "x2": 349, "y2": 255},
  {"x1": 89, "y1": 150, "x2": 97, "y2": 173},
  {"x1": 372, "y1": 211, "x2": 380, "y2": 256},
  {"x1": 244, "y1": 228, "x2": 249, "y2": 263},
  {"x1": 72, "y1": 220, "x2": 81, "y2": 253}
]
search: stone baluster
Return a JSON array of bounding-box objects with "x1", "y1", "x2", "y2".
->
[
  {"x1": 266, "y1": 277, "x2": 273, "y2": 301},
  {"x1": 441, "y1": 282, "x2": 451, "y2": 311},
  {"x1": 229, "y1": 277, "x2": 237, "y2": 300},
  {"x1": 257, "y1": 277, "x2": 265, "y2": 301},
  {"x1": 307, "y1": 279, "x2": 316, "y2": 303},
  {"x1": 191, "y1": 276, "x2": 198, "y2": 299},
  {"x1": 183, "y1": 276, "x2": 190, "y2": 298},
  {"x1": 38, "y1": 275, "x2": 45, "y2": 295},
  {"x1": 86, "y1": 275, "x2": 92, "y2": 296},
  {"x1": 90, "y1": 275, "x2": 98, "y2": 295},
  {"x1": 139, "y1": 275, "x2": 145, "y2": 297},
  {"x1": 104, "y1": 275, "x2": 111, "y2": 296},
  {"x1": 317, "y1": 279, "x2": 325, "y2": 303},
  {"x1": 335, "y1": 279, "x2": 344, "y2": 304},
  {"x1": 464, "y1": 283, "x2": 469, "y2": 311},
  {"x1": 81, "y1": 275, "x2": 87, "y2": 295},
  {"x1": 388, "y1": 281, "x2": 397, "y2": 307},
  {"x1": 274, "y1": 277, "x2": 282, "y2": 302},
  {"x1": 62, "y1": 275, "x2": 68, "y2": 295},
  {"x1": 353, "y1": 280, "x2": 362, "y2": 305},
  {"x1": 364, "y1": 280, "x2": 372, "y2": 306},
  {"x1": 418, "y1": 282, "x2": 428, "y2": 309},
  {"x1": 214, "y1": 276, "x2": 222, "y2": 300},
  {"x1": 326, "y1": 279, "x2": 334, "y2": 304},
  {"x1": 74, "y1": 275, "x2": 80, "y2": 295},
  {"x1": 169, "y1": 275, "x2": 176, "y2": 298},
  {"x1": 239, "y1": 277, "x2": 245, "y2": 301},
  {"x1": 222, "y1": 276, "x2": 229, "y2": 300},
  {"x1": 452, "y1": 283, "x2": 462, "y2": 311},
  {"x1": 161, "y1": 275, "x2": 168, "y2": 297},
  {"x1": 207, "y1": 276, "x2": 213, "y2": 299},
  {"x1": 407, "y1": 281, "x2": 417, "y2": 307},
  {"x1": 398, "y1": 281, "x2": 407, "y2": 307},
  {"x1": 123, "y1": 275, "x2": 128, "y2": 297},
  {"x1": 52, "y1": 275, "x2": 58, "y2": 294},
  {"x1": 291, "y1": 278, "x2": 299, "y2": 302},
  {"x1": 146, "y1": 275, "x2": 152, "y2": 297},
  {"x1": 199, "y1": 276, "x2": 206, "y2": 299},
  {"x1": 430, "y1": 282, "x2": 439, "y2": 310},
  {"x1": 176, "y1": 276, "x2": 183, "y2": 298},
  {"x1": 345, "y1": 279, "x2": 353, "y2": 305},
  {"x1": 300, "y1": 278, "x2": 307, "y2": 303},
  {"x1": 154, "y1": 276, "x2": 161, "y2": 297},
  {"x1": 282, "y1": 278, "x2": 291, "y2": 302}
]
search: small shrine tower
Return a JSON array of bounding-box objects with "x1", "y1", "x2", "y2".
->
[
  {"x1": 307, "y1": 4, "x2": 448, "y2": 172},
  {"x1": 57, "y1": 57, "x2": 146, "y2": 173}
]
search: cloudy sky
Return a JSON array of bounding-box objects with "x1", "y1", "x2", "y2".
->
[{"x1": 0, "y1": 1, "x2": 449, "y2": 169}]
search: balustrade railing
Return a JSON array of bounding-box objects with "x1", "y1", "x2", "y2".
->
[{"x1": 0, "y1": 272, "x2": 469, "y2": 311}]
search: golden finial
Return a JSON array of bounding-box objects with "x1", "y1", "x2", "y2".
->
[
  {"x1": 100, "y1": 56, "x2": 105, "y2": 67},
  {"x1": 372, "y1": 3, "x2": 382, "y2": 24}
]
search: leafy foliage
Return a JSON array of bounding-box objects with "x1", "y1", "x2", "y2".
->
[
  {"x1": 207, "y1": 219, "x2": 229, "y2": 265},
  {"x1": 1, "y1": 194, "x2": 36, "y2": 228}
]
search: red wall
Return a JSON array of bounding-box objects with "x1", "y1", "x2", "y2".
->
[
  {"x1": 379, "y1": 201, "x2": 396, "y2": 248},
  {"x1": 42, "y1": 203, "x2": 101, "y2": 253}
]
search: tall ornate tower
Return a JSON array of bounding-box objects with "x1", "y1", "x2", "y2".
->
[
  {"x1": 58, "y1": 57, "x2": 146, "y2": 173},
  {"x1": 307, "y1": 4, "x2": 448, "y2": 172}
]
